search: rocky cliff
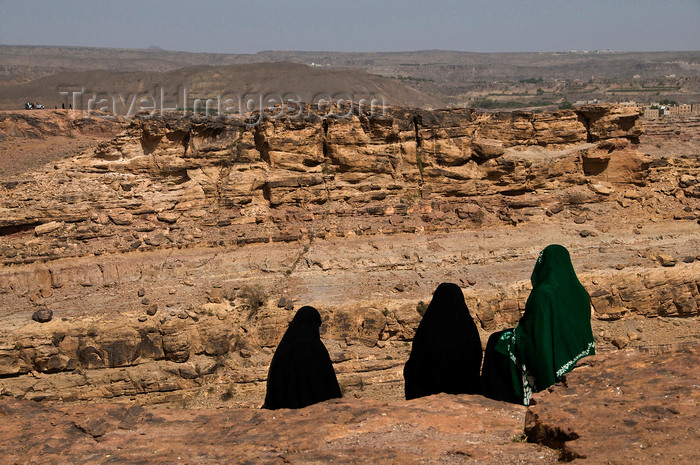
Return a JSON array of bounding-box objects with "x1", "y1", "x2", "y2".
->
[{"x1": 0, "y1": 104, "x2": 698, "y2": 408}]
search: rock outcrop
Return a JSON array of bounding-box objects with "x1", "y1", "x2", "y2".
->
[
  {"x1": 526, "y1": 345, "x2": 700, "y2": 463},
  {"x1": 0, "y1": 104, "x2": 698, "y2": 407},
  {"x1": 1, "y1": 346, "x2": 697, "y2": 464}
]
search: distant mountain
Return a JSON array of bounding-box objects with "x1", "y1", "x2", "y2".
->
[
  {"x1": 0, "y1": 61, "x2": 443, "y2": 111},
  {"x1": 1, "y1": 45, "x2": 699, "y2": 110}
]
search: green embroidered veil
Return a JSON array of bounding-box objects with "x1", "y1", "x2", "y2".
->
[{"x1": 495, "y1": 244, "x2": 595, "y2": 404}]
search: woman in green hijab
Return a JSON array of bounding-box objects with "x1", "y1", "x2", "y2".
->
[{"x1": 482, "y1": 244, "x2": 595, "y2": 405}]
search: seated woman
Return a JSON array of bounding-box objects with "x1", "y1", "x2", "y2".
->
[
  {"x1": 482, "y1": 244, "x2": 595, "y2": 405},
  {"x1": 404, "y1": 283, "x2": 483, "y2": 400},
  {"x1": 481, "y1": 329, "x2": 521, "y2": 404},
  {"x1": 263, "y1": 306, "x2": 342, "y2": 409}
]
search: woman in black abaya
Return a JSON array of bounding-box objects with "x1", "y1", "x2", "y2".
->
[
  {"x1": 263, "y1": 306, "x2": 342, "y2": 409},
  {"x1": 404, "y1": 283, "x2": 483, "y2": 400},
  {"x1": 480, "y1": 329, "x2": 521, "y2": 404}
]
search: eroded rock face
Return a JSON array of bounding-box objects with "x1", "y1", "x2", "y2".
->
[
  {"x1": 0, "y1": 104, "x2": 698, "y2": 407},
  {"x1": 526, "y1": 346, "x2": 700, "y2": 463},
  {"x1": 0, "y1": 104, "x2": 650, "y2": 265}
]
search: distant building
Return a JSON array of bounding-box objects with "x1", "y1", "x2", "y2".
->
[
  {"x1": 643, "y1": 108, "x2": 660, "y2": 119},
  {"x1": 666, "y1": 104, "x2": 692, "y2": 116}
]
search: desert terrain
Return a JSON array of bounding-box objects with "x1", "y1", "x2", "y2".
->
[
  {"x1": 2, "y1": 46, "x2": 700, "y2": 110},
  {"x1": 0, "y1": 93, "x2": 698, "y2": 462}
]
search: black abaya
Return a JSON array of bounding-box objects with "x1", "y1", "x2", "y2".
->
[
  {"x1": 263, "y1": 306, "x2": 342, "y2": 409},
  {"x1": 403, "y1": 283, "x2": 483, "y2": 400},
  {"x1": 481, "y1": 329, "x2": 521, "y2": 404}
]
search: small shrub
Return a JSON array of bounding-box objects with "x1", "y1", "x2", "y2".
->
[
  {"x1": 239, "y1": 284, "x2": 268, "y2": 317},
  {"x1": 559, "y1": 100, "x2": 574, "y2": 110},
  {"x1": 221, "y1": 388, "x2": 234, "y2": 401}
]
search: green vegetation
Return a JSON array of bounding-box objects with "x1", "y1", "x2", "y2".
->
[
  {"x1": 394, "y1": 75, "x2": 435, "y2": 83},
  {"x1": 607, "y1": 86, "x2": 681, "y2": 93},
  {"x1": 519, "y1": 77, "x2": 543, "y2": 84},
  {"x1": 659, "y1": 99, "x2": 678, "y2": 106},
  {"x1": 558, "y1": 100, "x2": 574, "y2": 110},
  {"x1": 472, "y1": 99, "x2": 554, "y2": 109},
  {"x1": 415, "y1": 150, "x2": 424, "y2": 177}
]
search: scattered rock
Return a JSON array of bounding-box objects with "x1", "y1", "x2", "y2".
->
[
  {"x1": 277, "y1": 297, "x2": 288, "y2": 308},
  {"x1": 179, "y1": 364, "x2": 199, "y2": 379},
  {"x1": 185, "y1": 308, "x2": 199, "y2": 321},
  {"x1": 146, "y1": 303, "x2": 158, "y2": 316},
  {"x1": 137, "y1": 315, "x2": 148, "y2": 322},
  {"x1": 31, "y1": 307, "x2": 53, "y2": 323},
  {"x1": 548, "y1": 204, "x2": 564, "y2": 214},
  {"x1": 208, "y1": 288, "x2": 223, "y2": 303},
  {"x1": 682, "y1": 256, "x2": 695, "y2": 263},
  {"x1": 34, "y1": 221, "x2": 64, "y2": 236},
  {"x1": 679, "y1": 174, "x2": 697, "y2": 188},
  {"x1": 611, "y1": 336, "x2": 629, "y2": 349},
  {"x1": 394, "y1": 284, "x2": 405, "y2": 292},
  {"x1": 657, "y1": 254, "x2": 676, "y2": 267},
  {"x1": 589, "y1": 182, "x2": 614, "y2": 195},
  {"x1": 239, "y1": 348, "x2": 253, "y2": 358},
  {"x1": 455, "y1": 204, "x2": 485, "y2": 223},
  {"x1": 109, "y1": 212, "x2": 134, "y2": 226},
  {"x1": 141, "y1": 298, "x2": 150, "y2": 305},
  {"x1": 615, "y1": 263, "x2": 625, "y2": 270},
  {"x1": 95, "y1": 213, "x2": 111, "y2": 225},
  {"x1": 157, "y1": 212, "x2": 179, "y2": 224},
  {"x1": 137, "y1": 288, "x2": 146, "y2": 297},
  {"x1": 144, "y1": 234, "x2": 167, "y2": 246}
]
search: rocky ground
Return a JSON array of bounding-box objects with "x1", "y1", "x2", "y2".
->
[
  {"x1": 0, "y1": 105, "x2": 698, "y2": 462},
  {"x1": 0, "y1": 346, "x2": 696, "y2": 464}
]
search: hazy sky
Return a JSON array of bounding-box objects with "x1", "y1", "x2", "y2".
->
[{"x1": 1, "y1": 0, "x2": 698, "y2": 54}]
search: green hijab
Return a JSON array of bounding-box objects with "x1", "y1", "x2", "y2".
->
[{"x1": 497, "y1": 244, "x2": 595, "y2": 404}]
